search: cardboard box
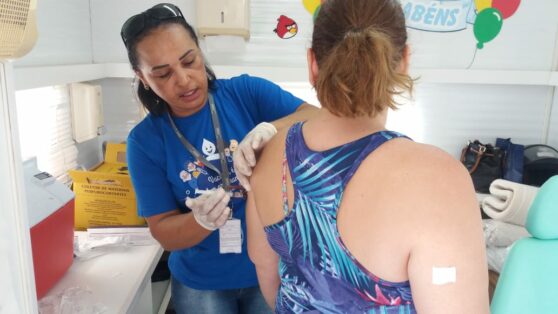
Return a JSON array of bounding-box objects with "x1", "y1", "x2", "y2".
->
[{"x1": 69, "y1": 143, "x2": 145, "y2": 230}]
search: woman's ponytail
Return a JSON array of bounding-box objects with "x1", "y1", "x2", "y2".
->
[{"x1": 312, "y1": 0, "x2": 412, "y2": 118}]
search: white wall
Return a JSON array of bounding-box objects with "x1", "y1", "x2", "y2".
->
[
  {"x1": 92, "y1": 78, "x2": 145, "y2": 143},
  {"x1": 390, "y1": 84, "x2": 553, "y2": 156},
  {"x1": 407, "y1": 1, "x2": 558, "y2": 70},
  {"x1": 90, "y1": 0, "x2": 196, "y2": 63},
  {"x1": 201, "y1": 0, "x2": 313, "y2": 68},
  {"x1": 548, "y1": 90, "x2": 558, "y2": 149},
  {"x1": 11, "y1": 0, "x2": 558, "y2": 166},
  {"x1": 13, "y1": 0, "x2": 558, "y2": 72},
  {"x1": 86, "y1": 0, "x2": 558, "y2": 158},
  {"x1": 89, "y1": 0, "x2": 558, "y2": 70},
  {"x1": 14, "y1": 0, "x2": 93, "y2": 67},
  {"x1": 89, "y1": 0, "x2": 311, "y2": 67}
]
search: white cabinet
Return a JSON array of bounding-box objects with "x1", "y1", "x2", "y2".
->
[{"x1": 69, "y1": 83, "x2": 104, "y2": 143}]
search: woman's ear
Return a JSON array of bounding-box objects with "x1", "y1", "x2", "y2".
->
[
  {"x1": 135, "y1": 71, "x2": 149, "y2": 89},
  {"x1": 307, "y1": 48, "x2": 319, "y2": 87},
  {"x1": 398, "y1": 45, "x2": 411, "y2": 75}
]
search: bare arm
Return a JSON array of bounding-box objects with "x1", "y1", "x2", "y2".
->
[
  {"x1": 246, "y1": 191, "x2": 280, "y2": 309},
  {"x1": 408, "y1": 158, "x2": 489, "y2": 313},
  {"x1": 145, "y1": 210, "x2": 211, "y2": 251},
  {"x1": 270, "y1": 103, "x2": 319, "y2": 131}
]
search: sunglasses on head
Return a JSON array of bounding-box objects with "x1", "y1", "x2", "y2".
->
[{"x1": 121, "y1": 3, "x2": 184, "y2": 46}]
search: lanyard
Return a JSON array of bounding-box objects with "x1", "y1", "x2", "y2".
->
[{"x1": 167, "y1": 94, "x2": 232, "y2": 191}]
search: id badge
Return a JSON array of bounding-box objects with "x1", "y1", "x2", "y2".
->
[{"x1": 219, "y1": 219, "x2": 242, "y2": 254}]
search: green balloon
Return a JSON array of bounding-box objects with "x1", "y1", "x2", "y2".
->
[
  {"x1": 474, "y1": 8, "x2": 503, "y2": 49},
  {"x1": 313, "y1": 4, "x2": 321, "y2": 21}
]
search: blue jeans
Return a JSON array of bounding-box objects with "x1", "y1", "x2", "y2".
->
[{"x1": 171, "y1": 277, "x2": 273, "y2": 314}]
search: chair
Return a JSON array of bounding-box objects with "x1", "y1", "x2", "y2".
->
[{"x1": 490, "y1": 175, "x2": 558, "y2": 314}]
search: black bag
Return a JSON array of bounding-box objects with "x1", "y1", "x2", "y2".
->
[
  {"x1": 496, "y1": 138, "x2": 524, "y2": 183},
  {"x1": 460, "y1": 140, "x2": 503, "y2": 193},
  {"x1": 523, "y1": 145, "x2": 558, "y2": 187}
]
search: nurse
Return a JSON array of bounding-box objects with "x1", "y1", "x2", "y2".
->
[{"x1": 120, "y1": 3, "x2": 316, "y2": 313}]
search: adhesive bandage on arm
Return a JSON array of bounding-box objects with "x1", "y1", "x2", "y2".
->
[{"x1": 432, "y1": 267, "x2": 456, "y2": 285}]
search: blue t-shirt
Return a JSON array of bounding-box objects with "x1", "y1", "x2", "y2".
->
[{"x1": 127, "y1": 74, "x2": 304, "y2": 290}]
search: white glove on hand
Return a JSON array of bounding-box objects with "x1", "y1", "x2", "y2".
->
[
  {"x1": 233, "y1": 122, "x2": 277, "y2": 191},
  {"x1": 185, "y1": 188, "x2": 231, "y2": 231}
]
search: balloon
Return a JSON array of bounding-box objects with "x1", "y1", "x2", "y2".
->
[
  {"x1": 474, "y1": 0, "x2": 493, "y2": 12},
  {"x1": 302, "y1": 0, "x2": 320, "y2": 15},
  {"x1": 474, "y1": 8, "x2": 503, "y2": 49},
  {"x1": 313, "y1": 4, "x2": 321, "y2": 21},
  {"x1": 492, "y1": 0, "x2": 521, "y2": 19}
]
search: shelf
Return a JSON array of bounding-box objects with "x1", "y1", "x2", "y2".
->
[
  {"x1": 14, "y1": 63, "x2": 558, "y2": 90},
  {"x1": 94, "y1": 63, "x2": 558, "y2": 86},
  {"x1": 15, "y1": 64, "x2": 106, "y2": 91},
  {"x1": 102, "y1": 63, "x2": 310, "y2": 83},
  {"x1": 412, "y1": 69, "x2": 554, "y2": 86},
  {"x1": 103, "y1": 63, "x2": 134, "y2": 78}
]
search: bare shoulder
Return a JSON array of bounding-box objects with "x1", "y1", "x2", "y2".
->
[
  {"x1": 375, "y1": 139, "x2": 479, "y2": 230},
  {"x1": 385, "y1": 139, "x2": 475, "y2": 200},
  {"x1": 391, "y1": 140, "x2": 468, "y2": 174}
]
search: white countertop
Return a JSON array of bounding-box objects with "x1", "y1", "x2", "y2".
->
[{"x1": 39, "y1": 232, "x2": 163, "y2": 314}]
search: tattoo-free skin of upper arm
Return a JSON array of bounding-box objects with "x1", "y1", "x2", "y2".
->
[
  {"x1": 407, "y1": 158, "x2": 489, "y2": 314},
  {"x1": 247, "y1": 131, "x2": 293, "y2": 309},
  {"x1": 246, "y1": 190, "x2": 280, "y2": 309}
]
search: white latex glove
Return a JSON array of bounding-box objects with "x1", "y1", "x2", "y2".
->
[
  {"x1": 185, "y1": 188, "x2": 231, "y2": 231},
  {"x1": 233, "y1": 122, "x2": 277, "y2": 191}
]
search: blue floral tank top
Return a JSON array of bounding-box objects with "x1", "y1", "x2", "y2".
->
[{"x1": 264, "y1": 122, "x2": 416, "y2": 314}]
